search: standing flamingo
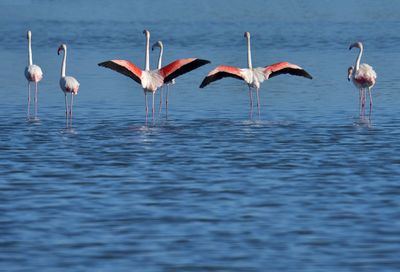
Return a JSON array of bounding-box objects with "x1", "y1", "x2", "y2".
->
[
  {"x1": 24, "y1": 30, "x2": 43, "y2": 119},
  {"x1": 152, "y1": 40, "x2": 176, "y2": 115},
  {"x1": 98, "y1": 30, "x2": 210, "y2": 121},
  {"x1": 58, "y1": 44, "x2": 80, "y2": 127},
  {"x1": 348, "y1": 42, "x2": 377, "y2": 114},
  {"x1": 200, "y1": 32, "x2": 312, "y2": 117}
]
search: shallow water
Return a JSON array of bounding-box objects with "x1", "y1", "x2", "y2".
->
[{"x1": 1, "y1": 0, "x2": 400, "y2": 271}]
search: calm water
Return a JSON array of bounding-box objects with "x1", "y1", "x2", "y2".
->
[{"x1": 1, "y1": 0, "x2": 400, "y2": 271}]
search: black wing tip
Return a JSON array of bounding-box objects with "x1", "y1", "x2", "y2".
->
[
  {"x1": 199, "y1": 78, "x2": 209, "y2": 88},
  {"x1": 98, "y1": 61, "x2": 111, "y2": 67},
  {"x1": 197, "y1": 59, "x2": 211, "y2": 65},
  {"x1": 304, "y1": 70, "x2": 313, "y2": 79},
  {"x1": 294, "y1": 68, "x2": 313, "y2": 80}
]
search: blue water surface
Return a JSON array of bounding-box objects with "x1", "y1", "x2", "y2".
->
[{"x1": 1, "y1": 0, "x2": 400, "y2": 271}]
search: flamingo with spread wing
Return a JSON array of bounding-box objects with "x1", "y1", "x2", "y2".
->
[
  {"x1": 200, "y1": 32, "x2": 312, "y2": 117},
  {"x1": 99, "y1": 30, "x2": 210, "y2": 121}
]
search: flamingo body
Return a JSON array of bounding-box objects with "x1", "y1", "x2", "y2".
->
[
  {"x1": 60, "y1": 76, "x2": 80, "y2": 95},
  {"x1": 25, "y1": 64, "x2": 43, "y2": 82},
  {"x1": 351, "y1": 63, "x2": 376, "y2": 89}
]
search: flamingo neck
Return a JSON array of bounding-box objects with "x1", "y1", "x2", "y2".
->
[
  {"x1": 28, "y1": 36, "x2": 33, "y2": 66},
  {"x1": 157, "y1": 44, "x2": 163, "y2": 69},
  {"x1": 61, "y1": 48, "x2": 67, "y2": 77},
  {"x1": 354, "y1": 45, "x2": 363, "y2": 71},
  {"x1": 145, "y1": 33, "x2": 150, "y2": 71},
  {"x1": 246, "y1": 35, "x2": 252, "y2": 69}
]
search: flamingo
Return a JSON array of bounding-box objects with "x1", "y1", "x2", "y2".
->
[
  {"x1": 98, "y1": 30, "x2": 210, "y2": 121},
  {"x1": 24, "y1": 30, "x2": 43, "y2": 119},
  {"x1": 151, "y1": 40, "x2": 176, "y2": 115},
  {"x1": 58, "y1": 44, "x2": 80, "y2": 127},
  {"x1": 348, "y1": 42, "x2": 377, "y2": 114},
  {"x1": 200, "y1": 32, "x2": 312, "y2": 117}
]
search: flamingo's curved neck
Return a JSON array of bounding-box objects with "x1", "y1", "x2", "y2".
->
[
  {"x1": 246, "y1": 35, "x2": 252, "y2": 69},
  {"x1": 157, "y1": 44, "x2": 163, "y2": 69},
  {"x1": 354, "y1": 45, "x2": 363, "y2": 71},
  {"x1": 145, "y1": 32, "x2": 150, "y2": 71},
  {"x1": 28, "y1": 36, "x2": 33, "y2": 66},
  {"x1": 61, "y1": 47, "x2": 67, "y2": 78}
]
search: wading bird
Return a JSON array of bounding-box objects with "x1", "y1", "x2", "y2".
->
[
  {"x1": 152, "y1": 40, "x2": 176, "y2": 115},
  {"x1": 24, "y1": 30, "x2": 43, "y2": 119},
  {"x1": 348, "y1": 42, "x2": 377, "y2": 114},
  {"x1": 200, "y1": 32, "x2": 312, "y2": 117},
  {"x1": 58, "y1": 44, "x2": 80, "y2": 127},
  {"x1": 98, "y1": 30, "x2": 210, "y2": 121}
]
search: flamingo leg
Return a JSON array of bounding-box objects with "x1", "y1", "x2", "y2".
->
[
  {"x1": 64, "y1": 93, "x2": 69, "y2": 127},
  {"x1": 256, "y1": 87, "x2": 261, "y2": 117},
  {"x1": 362, "y1": 89, "x2": 366, "y2": 115},
  {"x1": 158, "y1": 88, "x2": 163, "y2": 116},
  {"x1": 368, "y1": 87, "x2": 373, "y2": 114},
  {"x1": 145, "y1": 92, "x2": 148, "y2": 120},
  {"x1": 166, "y1": 85, "x2": 169, "y2": 118},
  {"x1": 27, "y1": 82, "x2": 31, "y2": 118},
  {"x1": 34, "y1": 82, "x2": 38, "y2": 119},
  {"x1": 248, "y1": 86, "x2": 253, "y2": 119},
  {"x1": 359, "y1": 89, "x2": 362, "y2": 115},
  {"x1": 152, "y1": 92, "x2": 155, "y2": 122},
  {"x1": 70, "y1": 93, "x2": 74, "y2": 127}
]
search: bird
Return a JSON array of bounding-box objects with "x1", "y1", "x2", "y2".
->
[
  {"x1": 98, "y1": 30, "x2": 210, "y2": 122},
  {"x1": 200, "y1": 32, "x2": 312, "y2": 117},
  {"x1": 348, "y1": 42, "x2": 377, "y2": 114},
  {"x1": 24, "y1": 30, "x2": 43, "y2": 119},
  {"x1": 152, "y1": 40, "x2": 176, "y2": 116},
  {"x1": 58, "y1": 44, "x2": 80, "y2": 128}
]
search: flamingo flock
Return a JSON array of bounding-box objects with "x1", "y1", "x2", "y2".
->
[{"x1": 24, "y1": 29, "x2": 377, "y2": 126}]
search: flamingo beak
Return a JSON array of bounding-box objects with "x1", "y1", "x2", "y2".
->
[
  {"x1": 57, "y1": 47, "x2": 61, "y2": 55},
  {"x1": 349, "y1": 42, "x2": 359, "y2": 50}
]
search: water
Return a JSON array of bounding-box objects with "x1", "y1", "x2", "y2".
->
[{"x1": 1, "y1": 0, "x2": 400, "y2": 271}]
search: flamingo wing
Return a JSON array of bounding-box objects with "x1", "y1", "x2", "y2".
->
[
  {"x1": 199, "y1": 65, "x2": 244, "y2": 88},
  {"x1": 159, "y1": 58, "x2": 210, "y2": 83},
  {"x1": 264, "y1": 62, "x2": 312, "y2": 80},
  {"x1": 98, "y1": 60, "x2": 142, "y2": 84}
]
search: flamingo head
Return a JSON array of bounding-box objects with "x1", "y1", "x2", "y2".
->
[
  {"x1": 143, "y1": 29, "x2": 150, "y2": 38},
  {"x1": 27, "y1": 30, "x2": 32, "y2": 40},
  {"x1": 349, "y1": 42, "x2": 363, "y2": 50},
  {"x1": 244, "y1": 31, "x2": 251, "y2": 39},
  {"x1": 347, "y1": 66, "x2": 353, "y2": 81},
  {"x1": 151, "y1": 41, "x2": 163, "y2": 51},
  {"x1": 57, "y1": 44, "x2": 66, "y2": 55}
]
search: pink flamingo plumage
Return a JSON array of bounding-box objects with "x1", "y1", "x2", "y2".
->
[
  {"x1": 98, "y1": 30, "x2": 210, "y2": 121},
  {"x1": 348, "y1": 42, "x2": 377, "y2": 114},
  {"x1": 24, "y1": 30, "x2": 43, "y2": 119},
  {"x1": 58, "y1": 44, "x2": 80, "y2": 127},
  {"x1": 200, "y1": 32, "x2": 312, "y2": 117}
]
